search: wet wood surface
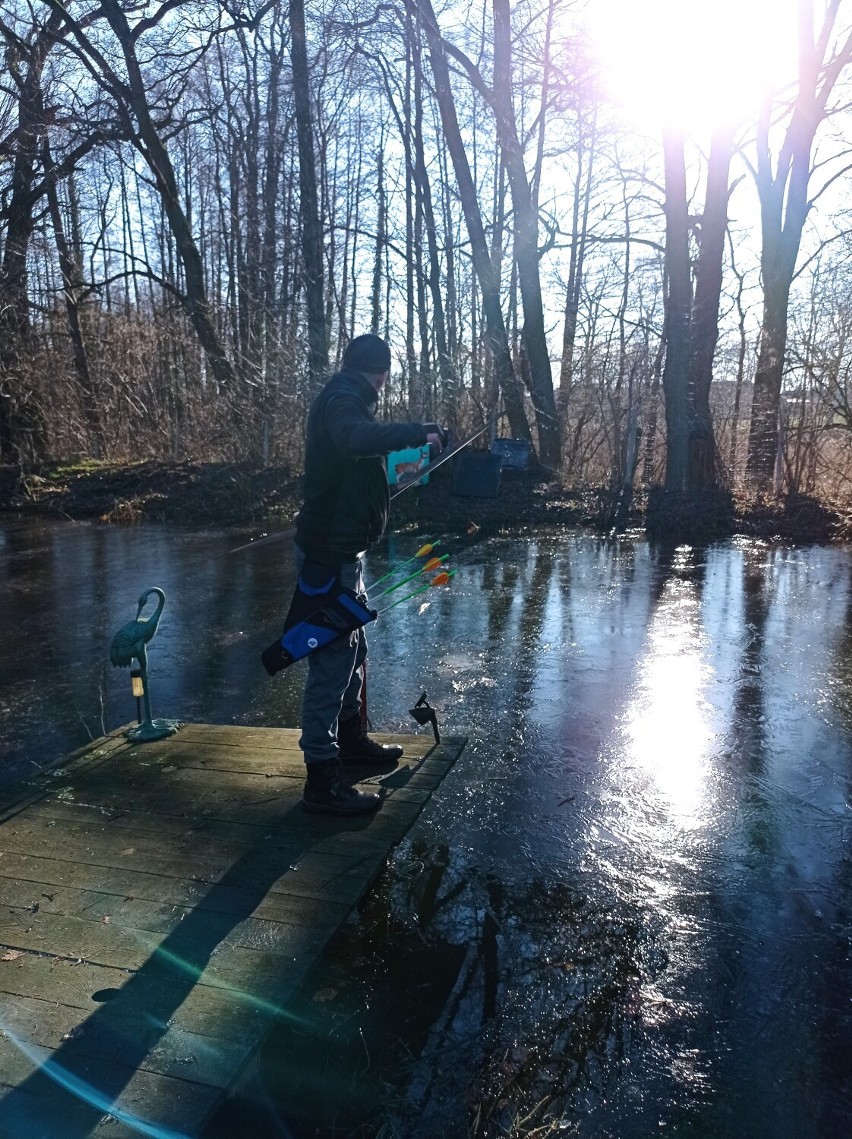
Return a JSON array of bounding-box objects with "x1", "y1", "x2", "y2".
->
[{"x1": 0, "y1": 724, "x2": 466, "y2": 1137}]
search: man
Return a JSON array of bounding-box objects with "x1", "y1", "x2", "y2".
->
[{"x1": 293, "y1": 333, "x2": 446, "y2": 815}]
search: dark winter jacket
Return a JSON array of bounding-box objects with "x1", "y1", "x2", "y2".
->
[{"x1": 295, "y1": 368, "x2": 429, "y2": 564}]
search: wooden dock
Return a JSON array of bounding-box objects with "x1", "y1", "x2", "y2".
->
[{"x1": 0, "y1": 724, "x2": 466, "y2": 1138}]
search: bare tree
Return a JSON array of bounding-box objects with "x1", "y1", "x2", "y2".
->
[
  {"x1": 44, "y1": 0, "x2": 237, "y2": 389},
  {"x1": 430, "y1": 0, "x2": 560, "y2": 464},
  {"x1": 289, "y1": 0, "x2": 329, "y2": 390},
  {"x1": 416, "y1": 0, "x2": 531, "y2": 443},
  {"x1": 745, "y1": 0, "x2": 852, "y2": 490}
]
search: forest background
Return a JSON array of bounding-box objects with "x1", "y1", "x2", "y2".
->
[{"x1": 3, "y1": 0, "x2": 852, "y2": 515}]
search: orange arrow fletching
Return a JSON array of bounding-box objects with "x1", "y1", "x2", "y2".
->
[
  {"x1": 415, "y1": 541, "x2": 437, "y2": 557},
  {"x1": 422, "y1": 556, "x2": 443, "y2": 571},
  {"x1": 430, "y1": 571, "x2": 452, "y2": 586}
]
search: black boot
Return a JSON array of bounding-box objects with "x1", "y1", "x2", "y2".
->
[
  {"x1": 338, "y1": 714, "x2": 404, "y2": 767},
  {"x1": 301, "y1": 758, "x2": 380, "y2": 815}
]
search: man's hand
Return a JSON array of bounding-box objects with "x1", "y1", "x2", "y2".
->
[{"x1": 424, "y1": 423, "x2": 449, "y2": 454}]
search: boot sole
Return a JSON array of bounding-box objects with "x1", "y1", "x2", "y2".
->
[
  {"x1": 339, "y1": 758, "x2": 400, "y2": 770},
  {"x1": 338, "y1": 751, "x2": 403, "y2": 766}
]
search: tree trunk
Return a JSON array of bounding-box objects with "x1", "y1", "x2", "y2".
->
[
  {"x1": 0, "y1": 13, "x2": 63, "y2": 462},
  {"x1": 44, "y1": 143, "x2": 103, "y2": 457},
  {"x1": 661, "y1": 128, "x2": 691, "y2": 490},
  {"x1": 371, "y1": 145, "x2": 386, "y2": 336},
  {"x1": 289, "y1": 0, "x2": 329, "y2": 390},
  {"x1": 727, "y1": 250, "x2": 748, "y2": 476},
  {"x1": 260, "y1": 21, "x2": 287, "y2": 457},
  {"x1": 686, "y1": 124, "x2": 733, "y2": 489},
  {"x1": 558, "y1": 108, "x2": 596, "y2": 422},
  {"x1": 403, "y1": 8, "x2": 418, "y2": 410},
  {"x1": 747, "y1": 273, "x2": 792, "y2": 486},
  {"x1": 490, "y1": 0, "x2": 560, "y2": 465},
  {"x1": 408, "y1": 3, "x2": 457, "y2": 418}
]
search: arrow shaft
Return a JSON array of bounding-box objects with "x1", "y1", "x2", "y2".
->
[
  {"x1": 377, "y1": 570, "x2": 456, "y2": 613},
  {"x1": 370, "y1": 555, "x2": 448, "y2": 600},
  {"x1": 364, "y1": 540, "x2": 439, "y2": 592},
  {"x1": 378, "y1": 582, "x2": 433, "y2": 613}
]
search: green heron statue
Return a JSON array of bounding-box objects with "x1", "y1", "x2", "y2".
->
[{"x1": 110, "y1": 586, "x2": 180, "y2": 742}]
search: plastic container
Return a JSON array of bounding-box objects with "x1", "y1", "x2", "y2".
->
[
  {"x1": 452, "y1": 451, "x2": 503, "y2": 498},
  {"x1": 490, "y1": 437, "x2": 531, "y2": 470}
]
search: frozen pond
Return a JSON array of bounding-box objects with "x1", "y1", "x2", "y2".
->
[{"x1": 2, "y1": 517, "x2": 851, "y2": 1137}]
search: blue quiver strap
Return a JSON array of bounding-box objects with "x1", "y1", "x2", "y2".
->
[{"x1": 261, "y1": 579, "x2": 376, "y2": 676}]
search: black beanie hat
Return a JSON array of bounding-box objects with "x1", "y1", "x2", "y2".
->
[{"x1": 343, "y1": 334, "x2": 391, "y2": 374}]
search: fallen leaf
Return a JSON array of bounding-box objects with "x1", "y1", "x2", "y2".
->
[
  {"x1": 1, "y1": 950, "x2": 23, "y2": 962},
  {"x1": 120, "y1": 848, "x2": 135, "y2": 855},
  {"x1": 102, "y1": 916, "x2": 111, "y2": 924}
]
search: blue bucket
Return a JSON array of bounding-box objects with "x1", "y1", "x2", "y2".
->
[{"x1": 490, "y1": 438, "x2": 531, "y2": 470}]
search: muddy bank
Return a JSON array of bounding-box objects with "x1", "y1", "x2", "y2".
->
[
  {"x1": 0, "y1": 459, "x2": 847, "y2": 544},
  {"x1": 0, "y1": 459, "x2": 604, "y2": 533}
]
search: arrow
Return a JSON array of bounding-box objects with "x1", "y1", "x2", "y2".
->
[
  {"x1": 364, "y1": 539, "x2": 440, "y2": 592},
  {"x1": 370, "y1": 554, "x2": 449, "y2": 600},
  {"x1": 377, "y1": 570, "x2": 456, "y2": 614},
  {"x1": 229, "y1": 526, "x2": 295, "y2": 554}
]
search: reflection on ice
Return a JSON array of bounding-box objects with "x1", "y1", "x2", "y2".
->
[{"x1": 624, "y1": 556, "x2": 714, "y2": 827}]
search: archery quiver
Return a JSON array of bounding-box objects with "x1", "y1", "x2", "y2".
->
[{"x1": 261, "y1": 573, "x2": 376, "y2": 676}]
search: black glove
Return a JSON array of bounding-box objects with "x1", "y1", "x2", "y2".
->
[{"x1": 423, "y1": 423, "x2": 449, "y2": 449}]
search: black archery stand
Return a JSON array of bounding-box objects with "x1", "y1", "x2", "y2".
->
[{"x1": 409, "y1": 691, "x2": 441, "y2": 744}]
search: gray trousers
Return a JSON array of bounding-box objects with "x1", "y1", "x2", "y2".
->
[{"x1": 294, "y1": 548, "x2": 367, "y2": 764}]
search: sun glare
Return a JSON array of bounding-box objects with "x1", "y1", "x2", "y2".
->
[{"x1": 584, "y1": 0, "x2": 799, "y2": 135}]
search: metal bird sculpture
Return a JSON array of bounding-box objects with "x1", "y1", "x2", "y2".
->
[{"x1": 110, "y1": 586, "x2": 180, "y2": 742}]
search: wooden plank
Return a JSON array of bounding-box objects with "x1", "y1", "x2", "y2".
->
[
  {"x1": 0, "y1": 991, "x2": 255, "y2": 1088},
  {"x1": 0, "y1": 844, "x2": 378, "y2": 910},
  {"x1": 0, "y1": 734, "x2": 458, "y2": 827},
  {"x1": 28, "y1": 738, "x2": 461, "y2": 802},
  {"x1": 0, "y1": 727, "x2": 467, "y2": 1136},
  {"x1": 129, "y1": 742, "x2": 396, "y2": 775},
  {"x1": 0, "y1": 1034, "x2": 223, "y2": 1138},
  {"x1": 0, "y1": 886, "x2": 343, "y2": 954},
  {"x1": 0, "y1": 796, "x2": 425, "y2": 879},
  {"x1": 0, "y1": 899, "x2": 338, "y2": 976},
  {"x1": 0, "y1": 733, "x2": 132, "y2": 817},
  {"x1": 0, "y1": 871, "x2": 349, "y2": 932},
  {"x1": 16, "y1": 765, "x2": 440, "y2": 832},
  {"x1": 0, "y1": 783, "x2": 427, "y2": 846},
  {"x1": 0, "y1": 949, "x2": 273, "y2": 1043}
]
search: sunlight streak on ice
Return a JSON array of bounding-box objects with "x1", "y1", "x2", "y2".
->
[{"x1": 624, "y1": 549, "x2": 714, "y2": 827}]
